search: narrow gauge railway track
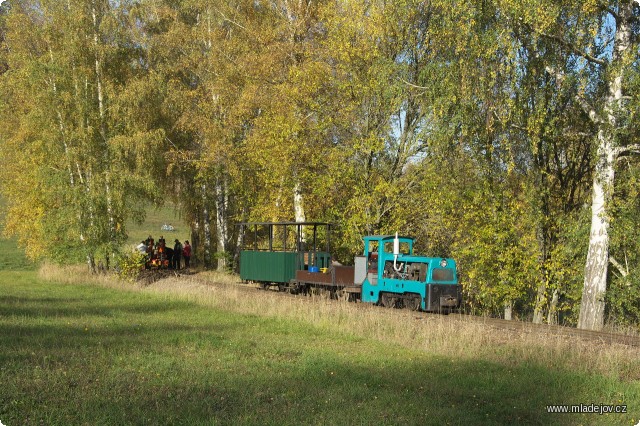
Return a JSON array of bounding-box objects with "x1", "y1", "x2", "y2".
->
[
  {"x1": 192, "y1": 276, "x2": 640, "y2": 348},
  {"x1": 449, "y1": 313, "x2": 640, "y2": 347},
  {"x1": 230, "y1": 225, "x2": 640, "y2": 348}
]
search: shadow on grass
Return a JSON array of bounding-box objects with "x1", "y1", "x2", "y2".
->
[
  {"x1": 0, "y1": 295, "x2": 191, "y2": 319},
  {"x1": 0, "y1": 281, "x2": 635, "y2": 426},
  {"x1": 51, "y1": 354, "x2": 616, "y2": 426}
]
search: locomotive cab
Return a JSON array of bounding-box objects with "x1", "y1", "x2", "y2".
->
[{"x1": 359, "y1": 235, "x2": 461, "y2": 312}]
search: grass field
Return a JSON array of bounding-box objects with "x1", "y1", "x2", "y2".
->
[
  {"x1": 2, "y1": 272, "x2": 639, "y2": 425},
  {"x1": 0, "y1": 254, "x2": 639, "y2": 425},
  {"x1": 1, "y1": 209, "x2": 639, "y2": 424},
  {"x1": 125, "y1": 203, "x2": 189, "y2": 247},
  {"x1": 0, "y1": 237, "x2": 35, "y2": 272}
]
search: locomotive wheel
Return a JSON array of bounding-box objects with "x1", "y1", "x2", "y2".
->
[
  {"x1": 439, "y1": 306, "x2": 451, "y2": 315},
  {"x1": 403, "y1": 296, "x2": 421, "y2": 311},
  {"x1": 380, "y1": 293, "x2": 397, "y2": 308}
]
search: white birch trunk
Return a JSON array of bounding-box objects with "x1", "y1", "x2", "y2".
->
[
  {"x1": 504, "y1": 302, "x2": 513, "y2": 321},
  {"x1": 48, "y1": 47, "x2": 96, "y2": 269},
  {"x1": 294, "y1": 182, "x2": 306, "y2": 247},
  {"x1": 578, "y1": 1, "x2": 633, "y2": 331},
  {"x1": 579, "y1": 135, "x2": 615, "y2": 330},
  {"x1": 202, "y1": 183, "x2": 212, "y2": 269},
  {"x1": 233, "y1": 222, "x2": 243, "y2": 271},
  {"x1": 578, "y1": 140, "x2": 614, "y2": 330},
  {"x1": 92, "y1": 3, "x2": 116, "y2": 262},
  {"x1": 215, "y1": 174, "x2": 228, "y2": 271},
  {"x1": 294, "y1": 182, "x2": 305, "y2": 223}
]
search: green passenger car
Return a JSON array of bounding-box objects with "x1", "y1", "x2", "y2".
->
[{"x1": 238, "y1": 222, "x2": 332, "y2": 288}]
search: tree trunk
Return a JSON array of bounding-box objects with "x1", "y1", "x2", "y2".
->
[
  {"x1": 233, "y1": 226, "x2": 242, "y2": 272},
  {"x1": 294, "y1": 181, "x2": 306, "y2": 250},
  {"x1": 533, "y1": 158, "x2": 551, "y2": 324},
  {"x1": 48, "y1": 48, "x2": 93, "y2": 262},
  {"x1": 504, "y1": 302, "x2": 513, "y2": 321},
  {"x1": 294, "y1": 182, "x2": 305, "y2": 223},
  {"x1": 191, "y1": 211, "x2": 200, "y2": 267},
  {"x1": 579, "y1": 136, "x2": 615, "y2": 330},
  {"x1": 232, "y1": 207, "x2": 247, "y2": 272},
  {"x1": 87, "y1": 253, "x2": 96, "y2": 274},
  {"x1": 92, "y1": 3, "x2": 116, "y2": 266},
  {"x1": 532, "y1": 283, "x2": 545, "y2": 324},
  {"x1": 547, "y1": 289, "x2": 559, "y2": 325},
  {"x1": 578, "y1": 1, "x2": 633, "y2": 331},
  {"x1": 202, "y1": 183, "x2": 212, "y2": 269},
  {"x1": 215, "y1": 174, "x2": 228, "y2": 271}
]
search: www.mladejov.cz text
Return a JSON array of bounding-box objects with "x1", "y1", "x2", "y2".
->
[{"x1": 546, "y1": 404, "x2": 628, "y2": 415}]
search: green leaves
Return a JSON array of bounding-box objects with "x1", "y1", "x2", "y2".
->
[
  {"x1": 1, "y1": 0, "x2": 639, "y2": 327},
  {"x1": 0, "y1": 0, "x2": 167, "y2": 267}
]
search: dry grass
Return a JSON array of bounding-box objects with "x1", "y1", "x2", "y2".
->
[{"x1": 40, "y1": 263, "x2": 640, "y2": 381}]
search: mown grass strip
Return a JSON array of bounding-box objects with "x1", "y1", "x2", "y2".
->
[{"x1": 1, "y1": 272, "x2": 639, "y2": 425}]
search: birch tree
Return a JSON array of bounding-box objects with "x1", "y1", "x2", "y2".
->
[
  {"x1": 578, "y1": 1, "x2": 639, "y2": 330},
  {"x1": 507, "y1": 23, "x2": 595, "y2": 324},
  {"x1": 0, "y1": 0, "x2": 163, "y2": 267},
  {"x1": 497, "y1": 0, "x2": 639, "y2": 329}
]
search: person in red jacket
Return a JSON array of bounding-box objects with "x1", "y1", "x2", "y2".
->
[{"x1": 182, "y1": 240, "x2": 192, "y2": 269}]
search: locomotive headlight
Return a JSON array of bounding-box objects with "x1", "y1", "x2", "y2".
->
[{"x1": 440, "y1": 259, "x2": 448, "y2": 267}]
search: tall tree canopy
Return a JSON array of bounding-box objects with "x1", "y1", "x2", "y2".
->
[{"x1": 1, "y1": 0, "x2": 639, "y2": 330}]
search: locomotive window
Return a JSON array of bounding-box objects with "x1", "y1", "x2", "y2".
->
[
  {"x1": 432, "y1": 268, "x2": 454, "y2": 282},
  {"x1": 368, "y1": 251, "x2": 378, "y2": 271},
  {"x1": 383, "y1": 242, "x2": 410, "y2": 254}
]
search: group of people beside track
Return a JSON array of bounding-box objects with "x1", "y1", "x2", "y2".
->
[{"x1": 137, "y1": 235, "x2": 192, "y2": 270}]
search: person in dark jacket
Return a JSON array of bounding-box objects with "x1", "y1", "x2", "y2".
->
[{"x1": 173, "y1": 239, "x2": 183, "y2": 270}]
